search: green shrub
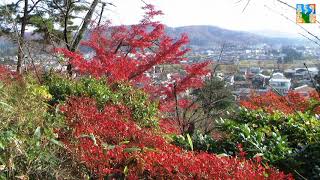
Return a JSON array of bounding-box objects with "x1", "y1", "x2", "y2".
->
[
  {"x1": 0, "y1": 75, "x2": 68, "y2": 179},
  {"x1": 172, "y1": 108, "x2": 320, "y2": 179},
  {"x1": 218, "y1": 109, "x2": 320, "y2": 157},
  {"x1": 44, "y1": 74, "x2": 159, "y2": 127},
  {"x1": 276, "y1": 143, "x2": 320, "y2": 180},
  {"x1": 172, "y1": 131, "x2": 224, "y2": 153}
]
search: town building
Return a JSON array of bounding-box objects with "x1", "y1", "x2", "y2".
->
[{"x1": 269, "y1": 72, "x2": 291, "y2": 95}]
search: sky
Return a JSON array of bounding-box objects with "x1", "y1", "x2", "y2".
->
[
  {"x1": 106, "y1": 0, "x2": 320, "y2": 37},
  {"x1": 1, "y1": 0, "x2": 320, "y2": 37}
]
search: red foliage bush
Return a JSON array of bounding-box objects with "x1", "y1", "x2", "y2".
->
[
  {"x1": 0, "y1": 65, "x2": 18, "y2": 82},
  {"x1": 241, "y1": 91, "x2": 320, "y2": 114},
  {"x1": 58, "y1": 97, "x2": 292, "y2": 179},
  {"x1": 158, "y1": 118, "x2": 180, "y2": 134},
  {"x1": 56, "y1": 4, "x2": 210, "y2": 115}
]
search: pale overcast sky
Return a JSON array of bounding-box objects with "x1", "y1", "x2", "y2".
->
[
  {"x1": 107, "y1": 0, "x2": 320, "y2": 36},
  {"x1": 1, "y1": 0, "x2": 320, "y2": 37}
]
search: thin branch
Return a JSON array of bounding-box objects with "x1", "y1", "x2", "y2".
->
[
  {"x1": 298, "y1": 33, "x2": 320, "y2": 47},
  {"x1": 173, "y1": 82, "x2": 183, "y2": 133},
  {"x1": 182, "y1": 98, "x2": 200, "y2": 123},
  {"x1": 97, "y1": 2, "x2": 106, "y2": 26},
  {"x1": 52, "y1": 0, "x2": 64, "y2": 14},
  {"x1": 293, "y1": 170, "x2": 308, "y2": 180},
  {"x1": 242, "y1": 0, "x2": 251, "y2": 13},
  {"x1": 268, "y1": 85, "x2": 302, "y2": 117},
  {"x1": 212, "y1": 43, "x2": 225, "y2": 77},
  {"x1": 27, "y1": 0, "x2": 41, "y2": 14},
  {"x1": 25, "y1": 43, "x2": 41, "y2": 83},
  {"x1": 264, "y1": 5, "x2": 320, "y2": 45},
  {"x1": 140, "y1": 0, "x2": 148, "y2": 6},
  {"x1": 114, "y1": 39, "x2": 124, "y2": 54},
  {"x1": 14, "y1": 0, "x2": 24, "y2": 7},
  {"x1": 275, "y1": 0, "x2": 320, "y2": 25},
  {"x1": 304, "y1": 63, "x2": 320, "y2": 92}
]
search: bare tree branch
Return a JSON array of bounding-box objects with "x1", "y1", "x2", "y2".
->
[
  {"x1": 27, "y1": 0, "x2": 41, "y2": 14},
  {"x1": 97, "y1": 2, "x2": 106, "y2": 26},
  {"x1": 264, "y1": 5, "x2": 320, "y2": 46},
  {"x1": 242, "y1": 0, "x2": 251, "y2": 12},
  {"x1": 212, "y1": 43, "x2": 225, "y2": 77},
  {"x1": 304, "y1": 63, "x2": 320, "y2": 92},
  {"x1": 275, "y1": 0, "x2": 320, "y2": 25}
]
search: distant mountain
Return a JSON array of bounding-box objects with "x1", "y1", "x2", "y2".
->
[
  {"x1": 251, "y1": 30, "x2": 300, "y2": 38},
  {"x1": 0, "y1": 37, "x2": 16, "y2": 56},
  {"x1": 0, "y1": 25, "x2": 306, "y2": 56},
  {"x1": 165, "y1": 25, "x2": 302, "y2": 49}
]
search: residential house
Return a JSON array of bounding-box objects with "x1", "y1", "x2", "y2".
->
[
  {"x1": 294, "y1": 85, "x2": 316, "y2": 97},
  {"x1": 252, "y1": 74, "x2": 270, "y2": 89},
  {"x1": 269, "y1": 72, "x2": 291, "y2": 95},
  {"x1": 285, "y1": 67, "x2": 319, "y2": 80},
  {"x1": 249, "y1": 67, "x2": 262, "y2": 74}
]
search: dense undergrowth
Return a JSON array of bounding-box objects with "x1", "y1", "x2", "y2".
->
[
  {"x1": 174, "y1": 93, "x2": 320, "y2": 180},
  {"x1": 0, "y1": 67, "x2": 292, "y2": 179}
]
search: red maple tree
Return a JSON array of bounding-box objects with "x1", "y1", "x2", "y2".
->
[{"x1": 57, "y1": 4, "x2": 210, "y2": 132}]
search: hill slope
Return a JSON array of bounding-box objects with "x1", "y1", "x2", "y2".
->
[{"x1": 165, "y1": 25, "x2": 299, "y2": 48}]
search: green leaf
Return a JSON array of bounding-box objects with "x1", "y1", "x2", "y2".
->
[
  {"x1": 0, "y1": 101, "x2": 13, "y2": 111},
  {"x1": 0, "y1": 142, "x2": 4, "y2": 150},
  {"x1": 186, "y1": 134, "x2": 193, "y2": 151},
  {"x1": 123, "y1": 166, "x2": 129, "y2": 176},
  {"x1": 79, "y1": 133, "x2": 97, "y2": 146},
  {"x1": 143, "y1": 147, "x2": 157, "y2": 152},
  {"x1": 253, "y1": 153, "x2": 264, "y2": 158},
  {"x1": 102, "y1": 143, "x2": 115, "y2": 150},
  {"x1": 0, "y1": 164, "x2": 5, "y2": 171},
  {"x1": 217, "y1": 153, "x2": 230, "y2": 157},
  {"x1": 50, "y1": 138, "x2": 65, "y2": 148},
  {"x1": 123, "y1": 147, "x2": 141, "y2": 153},
  {"x1": 119, "y1": 140, "x2": 130, "y2": 145},
  {"x1": 34, "y1": 127, "x2": 41, "y2": 140}
]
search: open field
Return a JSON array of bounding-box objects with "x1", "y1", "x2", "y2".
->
[
  {"x1": 152, "y1": 59, "x2": 320, "y2": 75},
  {"x1": 213, "y1": 59, "x2": 320, "y2": 74},
  {"x1": 238, "y1": 59, "x2": 320, "y2": 69}
]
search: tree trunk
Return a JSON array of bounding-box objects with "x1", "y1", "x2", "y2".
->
[
  {"x1": 17, "y1": 0, "x2": 29, "y2": 74},
  {"x1": 97, "y1": 2, "x2": 106, "y2": 26},
  {"x1": 70, "y1": 0, "x2": 99, "y2": 52},
  {"x1": 66, "y1": 0, "x2": 99, "y2": 75}
]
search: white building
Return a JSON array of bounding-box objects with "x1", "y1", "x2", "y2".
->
[
  {"x1": 269, "y1": 73, "x2": 291, "y2": 95},
  {"x1": 284, "y1": 67, "x2": 319, "y2": 79}
]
